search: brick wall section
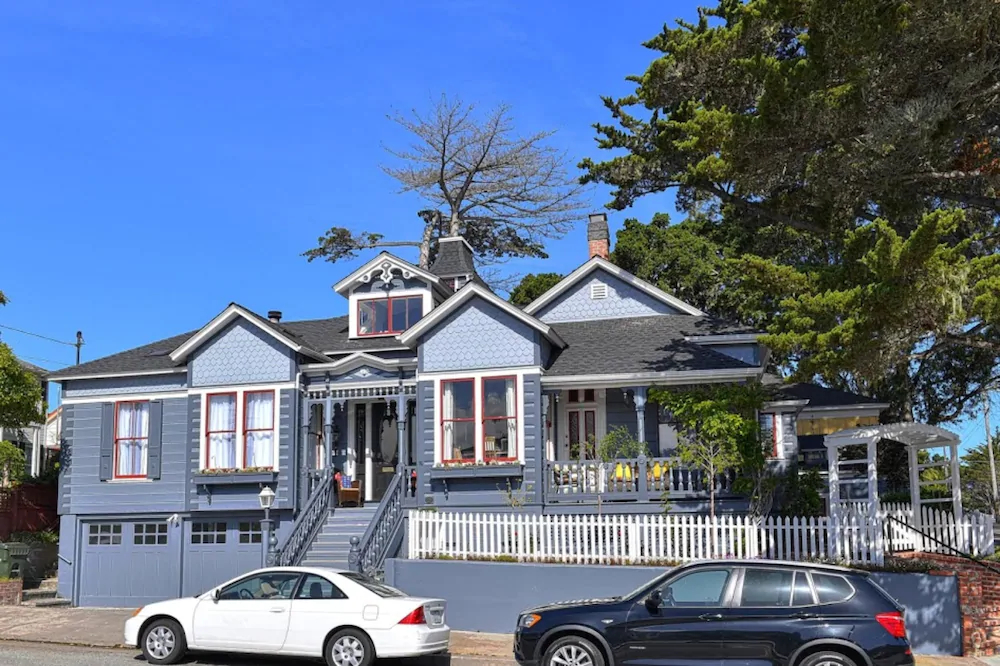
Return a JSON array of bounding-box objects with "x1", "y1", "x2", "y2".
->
[
  {"x1": 899, "y1": 552, "x2": 1000, "y2": 657},
  {"x1": 0, "y1": 580, "x2": 22, "y2": 606}
]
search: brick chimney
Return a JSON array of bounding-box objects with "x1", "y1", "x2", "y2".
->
[{"x1": 587, "y1": 212, "x2": 610, "y2": 260}]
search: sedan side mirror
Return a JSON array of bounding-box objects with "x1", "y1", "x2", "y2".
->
[
  {"x1": 645, "y1": 589, "x2": 662, "y2": 613},
  {"x1": 212, "y1": 588, "x2": 221, "y2": 602}
]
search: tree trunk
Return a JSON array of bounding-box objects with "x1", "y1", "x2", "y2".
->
[
  {"x1": 709, "y1": 463, "x2": 716, "y2": 519},
  {"x1": 449, "y1": 210, "x2": 461, "y2": 237},
  {"x1": 418, "y1": 220, "x2": 434, "y2": 269}
]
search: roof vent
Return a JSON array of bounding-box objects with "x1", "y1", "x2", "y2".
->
[
  {"x1": 590, "y1": 283, "x2": 609, "y2": 300},
  {"x1": 268, "y1": 310, "x2": 282, "y2": 323}
]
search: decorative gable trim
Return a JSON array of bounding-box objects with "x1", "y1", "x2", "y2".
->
[
  {"x1": 333, "y1": 252, "x2": 451, "y2": 297},
  {"x1": 169, "y1": 304, "x2": 330, "y2": 363},
  {"x1": 300, "y1": 351, "x2": 416, "y2": 374},
  {"x1": 398, "y1": 283, "x2": 567, "y2": 349},
  {"x1": 524, "y1": 257, "x2": 705, "y2": 317}
]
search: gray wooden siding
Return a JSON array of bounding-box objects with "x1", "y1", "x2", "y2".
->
[
  {"x1": 63, "y1": 374, "x2": 186, "y2": 398},
  {"x1": 416, "y1": 381, "x2": 434, "y2": 503},
  {"x1": 606, "y1": 389, "x2": 659, "y2": 449},
  {"x1": 189, "y1": 319, "x2": 294, "y2": 387},
  {"x1": 56, "y1": 514, "x2": 76, "y2": 601},
  {"x1": 421, "y1": 300, "x2": 537, "y2": 372},
  {"x1": 536, "y1": 271, "x2": 680, "y2": 323},
  {"x1": 523, "y1": 374, "x2": 543, "y2": 504},
  {"x1": 61, "y1": 399, "x2": 189, "y2": 515}
]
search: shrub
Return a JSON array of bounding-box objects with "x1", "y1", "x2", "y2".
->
[{"x1": 598, "y1": 426, "x2": 649, "y2": 461}]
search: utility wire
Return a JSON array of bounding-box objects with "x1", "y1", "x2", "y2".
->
[
  {"x1": 15, "y1": 354, "x2": 72, "y2": 368},
  {"x1": 0, "y1": 323, "x2": 77, "y2": 347}
]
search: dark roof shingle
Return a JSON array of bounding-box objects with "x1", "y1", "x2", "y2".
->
[{"x1": 766, "y1": 381, "x2": 885, "y2": 408}]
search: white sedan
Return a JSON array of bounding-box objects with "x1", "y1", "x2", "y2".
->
[{"x1": 124, "y1": 567, "x2": 449, "y2": 666}]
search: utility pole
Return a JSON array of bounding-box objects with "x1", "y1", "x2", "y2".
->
[
  {"x1": 74, "y1": 331, "x2": 84, "y2": 365},
  {"x1": 987, "y1": 395, "x2": 998, "y2": 504}
]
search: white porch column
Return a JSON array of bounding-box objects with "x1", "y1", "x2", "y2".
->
[
  {"x1": 866, "y1": 437, "x2": 879, "y2": 516},
  {"x1": 907, "y1": 444, "x2": 922, "y2": 537},
  {"x1": 633, "y1": 387, "x2": 648, "y2": 445}
]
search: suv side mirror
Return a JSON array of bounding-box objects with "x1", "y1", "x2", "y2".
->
[{"x1": 645, "y1": 589, "x2": 662, "y2": 613}]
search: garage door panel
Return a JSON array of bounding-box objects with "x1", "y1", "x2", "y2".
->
[
  {"x1": 79, "y1": 521, "x2": 179, "y2": 607},
  {"x1": 181, "y1": 520, "x2": 265, "y2": 597}
]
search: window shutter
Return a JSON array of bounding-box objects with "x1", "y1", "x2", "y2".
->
[
  {"x1": 99, "y1": 403, "x2": 114, "y2": 481},
  {"x1": 147, "y1": 401, "x2": 164, "y2": 480}
]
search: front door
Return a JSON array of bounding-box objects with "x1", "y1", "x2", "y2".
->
[
  {"x1": 622, "y1": 567, "x2": 735, "y2": 666},
  {"x1": 370, "y1": 401, "x2": 398, "y2": 502},
  {"x1": 566, "y1": 407, "x2": 597, "y2": 459},
  {"x1": 192, "y1": 571, "x2": 300, "y2": 651}
]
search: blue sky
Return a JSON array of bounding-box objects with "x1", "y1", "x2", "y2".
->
[{"x1": 1, "y1": 2, "x2": 995, "y2": 450}]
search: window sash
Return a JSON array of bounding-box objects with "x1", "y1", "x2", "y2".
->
[
  {"x1": 442, "y1": 379, "x2": 476, "y2": 462},
  {"x1": 114, "y1": 401, "x2": 149, "y2": 479},
  {"x1": 204, "y1": 391, "x2": 277, "y2": 471},
  {"x1": 244, "y1": 391, "x2": 275, "y2": 470},
  {"x1": 482, "y1": 377, "x2": 517, "y2": 461},
  {"x1": 206, "y1": 393, "x2": 237, "y2": 470},
  {"x1": 440, "y1": 376, "x2": 519, "y2": 464},
  {"x1": 357, "y1": 296, "x2": 423, "y2": 336}
]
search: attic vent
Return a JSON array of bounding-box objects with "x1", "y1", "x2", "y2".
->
[{"x1": 590, "y1": 283, "x2": 609, "y2": 300}]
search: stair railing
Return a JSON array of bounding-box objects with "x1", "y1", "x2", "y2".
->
[
  {"x1": 277, "y1": 467, "x2": 336, "y2": 566},
  {"x1": 351, "y1": 471, "x2": 404, "y2": 576}
]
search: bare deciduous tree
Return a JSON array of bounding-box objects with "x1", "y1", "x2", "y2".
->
[{"x1": 305, "y1": 95, "x2": 589, "y2": 281}]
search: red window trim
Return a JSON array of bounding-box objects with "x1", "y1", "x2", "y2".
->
[
  {"x1": 243, "y1": 390, "x2": 275, "y2": 471},
  {"x1": 440, "y1": 379, "x2": 476, "y2": 464},
  {"x1": 356, "y1": 295, "x2": 423, "y2": 337},
  {"x1": 112, "y1": 400, "x2": 149, "y2": 480},
  {"x1": 205, "y1": 392, "x2": 238, "y2": 470},
  {"x1": 482, "y1": 375, "x2": 518, "y2": 462}
]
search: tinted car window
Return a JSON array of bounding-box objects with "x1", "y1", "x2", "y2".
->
[
  {"x1": 295, "y1": 574, "x2": 347, "y2": 600},
  {"x1": 740, "y1": 568, "x2": 794, "y2": 607},
  {"x1": 812, "y1": 573, "x2": 854, "y2": 603},
  {"x1": 659, "y1": 569, "x2": 733, "y2": 607},
  {"x1": 792, "y1": 572, "x2": 815, "y2": 606},
  {"x1": 219, "y1": 572, "x2": 300, "y2": 600},
  {"x1": 340, "y1": 572, "x2": 407, "y2": 598}
]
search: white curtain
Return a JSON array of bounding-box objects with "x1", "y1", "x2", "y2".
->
[
  {"x1": 207, "y1": 394, "x2": 237, "y2": 469},
  {"x1": 443, "y1": 382, "x2": 455, "y2": 460},
  {"x1": 116, "y1": 402, "x2": 149, "y2": 477},
  {"x1": 505, "y1": 379, "x2": 517, "y2": 459},
  {"x1": 245, "y1": 391, "x2": 274, "y2": 468}
]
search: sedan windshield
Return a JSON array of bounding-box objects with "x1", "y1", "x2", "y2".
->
[{"x1": 340, "y1": 572, "x2": 407, "y2": 598}]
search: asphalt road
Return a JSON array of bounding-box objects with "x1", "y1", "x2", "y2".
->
[{"x1": 0, "y1": 642, "x2": 517, "y2": 666}]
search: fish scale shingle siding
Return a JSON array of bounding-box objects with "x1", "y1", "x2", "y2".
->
[{"x1": 190, "y1": 320, "x2": 294, "y2": 387}]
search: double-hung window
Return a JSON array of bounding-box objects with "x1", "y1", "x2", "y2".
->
[
  {"x1": 205, "y1": 390, "x2": 276, "y2": 471},
  {"x1": 244, "y1": 391, "x2": 275, "y2": 468},
  {"x1": 114, "y1": 401, "x2": 149, "y2": 479},
  {"x1": 206, "y1": 393, "x2": 238, "y2": 469},
  {"x1": 441, "y1": 376, "x2": 519, "y2": 464},
  {"x1": 357, "y1": 296, "x2": 422, "y2": 336}
]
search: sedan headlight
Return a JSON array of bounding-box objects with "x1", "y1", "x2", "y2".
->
[{"x1": 519, "y1": 613, "x2": 541, "y2": 629}]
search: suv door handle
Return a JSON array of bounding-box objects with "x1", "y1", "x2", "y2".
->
[{"x1": 699, "y1": 613, "x2": 723, "y2": 621}]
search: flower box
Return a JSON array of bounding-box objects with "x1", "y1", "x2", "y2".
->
[
  {"x1": 429, "y1": 465, "x2": 523, "y2": 480},
  {"x1": 192, "y1": 471, "x2": 278, "y2": 486}
]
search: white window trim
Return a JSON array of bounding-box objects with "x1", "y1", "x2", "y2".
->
[
  {"x1": 348, "y1": 287, "x2": 434, "y2": 340},
  {"x1": 198, "y1": 387, "x2": 280, "y2": 472},
  {"x1": 432, "y1": 369, "x2": 529, "y2": 466},
  {"x1": 557, "y1": 389, "x2": 607, "y2": 461}
]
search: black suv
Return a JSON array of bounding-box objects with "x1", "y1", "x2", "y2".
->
[{"x1": 514, "y1": 560, "x2": 912, "y2": 666}]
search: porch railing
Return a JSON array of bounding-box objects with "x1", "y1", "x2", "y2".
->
[
  {"x1": 352, "y1": 470, "x2": 407, "y2": 576},
  {"x1": 277, "y1": 467, "x2": 336, "y2": 566},
  {"x1": 545, "y1": 456, "x2": 734, "y2": 503}
]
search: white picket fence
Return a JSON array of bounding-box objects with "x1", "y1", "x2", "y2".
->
[{"x1": 407, "y1": 506, "x2": 995, "y2": 566}]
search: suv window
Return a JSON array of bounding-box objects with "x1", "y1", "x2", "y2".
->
[
  {"x1": 739, "y1": 568, "x2": 794, "y2": 607},
  {"x1": 792, "y1": 572, "x2": 815, "y2": 606},
  {"x1": 658, "y1": 568, "x2": 733, "y2": 607},
  {"x1": 812, "y1": 573, "x2": 854, "y2": 603}
]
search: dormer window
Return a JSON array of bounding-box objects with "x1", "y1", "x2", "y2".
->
[{"x1": 357, "y1": 296, "x2": 423, "y2": 336}]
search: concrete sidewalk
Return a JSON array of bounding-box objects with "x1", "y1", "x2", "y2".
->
[{"x1": 0, "y1": 606, "x2": 987, "y2": 666}]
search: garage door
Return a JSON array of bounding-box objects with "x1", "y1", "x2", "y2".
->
[
  {"x1": 181, "y1": 520, "x2": 266, "y2": 597},
  {"x1": 78, "y1": 521, "x2": 180, "y2": 607}
]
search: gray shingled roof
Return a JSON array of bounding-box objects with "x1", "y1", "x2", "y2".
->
[
  {"x1": 429, "y1": 238, "x2": 477, "y2": 278},
  {"x1": 767, "y1": 382, "x2": 885, "y2": 408},
  {"x1": 17, "y1": 358, "x2": 49, "y2": 378},
  {"x1": 545, "y1": 316, "x2": 759, "y2": 376}
]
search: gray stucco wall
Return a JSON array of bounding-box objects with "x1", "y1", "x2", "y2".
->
[
  {"x1": 536, "y1": 272, "x2": 679, "y2": 324},
  {"x1": 60, "y1": 398, "x2": 190, "y2": 515},
  {"x1": 385, "y1": 559, "x2": 666, "y2": 632},
  {"x1": 189, "y1": 319, "x2": 294, "y2": 387},
  {"x1": 63, "y1": 373, "x2": 187, "y2": 398},
  {"x1": 385, "y1": 560, "x2": 961, "y2": 654},
  {"x1": 421, "y1": 300, "x2": 537, "y2": 372}
]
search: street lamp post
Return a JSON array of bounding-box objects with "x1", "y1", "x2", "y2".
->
[{"x1": 258, "y1": 486, "x2": 278, "y2": 566}]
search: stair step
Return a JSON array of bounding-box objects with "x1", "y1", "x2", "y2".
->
[
  {"x1": 39, "y1": 578, "x2": 58, "y2": 591},
  {"x1": 22, "y1": 589, "x2": 57, "y2": 601},
  {"x1": 25, "y1": 598, "x2": 71, "y2": 608}
]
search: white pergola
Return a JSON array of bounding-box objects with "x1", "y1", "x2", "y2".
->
[{"x1": 825, "y1": 422, "x2": 963, "y2": 524}]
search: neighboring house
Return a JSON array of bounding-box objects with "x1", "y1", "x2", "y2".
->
[
  {"x1": 0, "y1": 359, "x2": 50, "y2": 479},
  {"x1": 50, "y1": 214, "x2": 883, "y2": 607}
]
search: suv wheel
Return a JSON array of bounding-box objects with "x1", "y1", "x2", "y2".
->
[
  {"x1": 799, "y1": 651, "x2": 859, "y2": 666},
  {"x1": 543, "y1": 636, "x2": 606, "y2": 666}
]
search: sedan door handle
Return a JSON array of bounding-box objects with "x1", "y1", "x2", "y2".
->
[
  {"x1": 699, "y1": 613, "x2": 723, "y2": 621},
  {"x1": 269, "y1": 607, "x2": 286, "y2": 613}
]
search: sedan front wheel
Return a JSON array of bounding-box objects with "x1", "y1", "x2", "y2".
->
[
  {"x1": 141, "y1": 618, "x2": 187, "y2": 665},
  {"x1": 325, "y1": 628, "x2": 375, "y2": 666}
]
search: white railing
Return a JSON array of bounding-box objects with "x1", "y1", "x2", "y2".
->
[{"x1": 407, "y1": 507, "x2": 995, "y2": 566}]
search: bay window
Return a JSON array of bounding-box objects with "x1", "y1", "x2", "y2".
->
[
  {"x1": 244, "y1": 391, "x2": 275, "y2": 468},
  {"x1": 114, "y1": 401, "x2": 149, "y2": 479},
  {"x1": 205, "y1": 390, "x2": 278, "y2": 471},
  {"x1": 440, "y1": 376, "x2": 519, "y2": 464},
  {"x1": 358, "y1": 296, "x2": 422, "y2": 336},
  {"x1": 206, "y1": 393, "x2": 237, "y2": 469}
]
